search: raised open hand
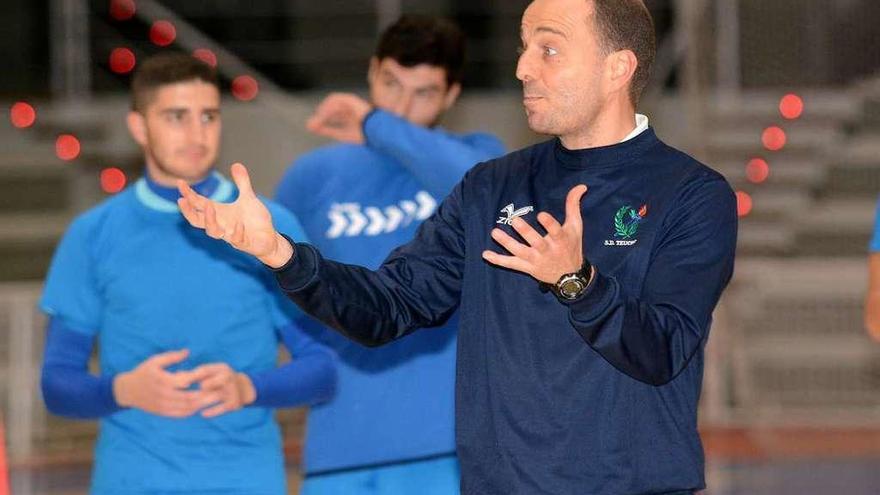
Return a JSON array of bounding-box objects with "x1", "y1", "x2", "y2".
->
[
  {"x1": 177, "y1": 163, "x2": 293, "y2": 268},
  {"x1": 482, "y1": 185, "x2": 588, "y2": 284}
]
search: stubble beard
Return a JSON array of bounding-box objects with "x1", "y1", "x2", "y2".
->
[{"x1": 145, "y1": 144, "x2": 212, "y2": 184}]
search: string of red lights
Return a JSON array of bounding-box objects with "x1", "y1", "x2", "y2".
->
[
  {"x1": 736, "y1": 93, "x2": 804, "y2": 218},
  {"x1": 12, "y1": 2, "x2": 804, "y2": 203}
]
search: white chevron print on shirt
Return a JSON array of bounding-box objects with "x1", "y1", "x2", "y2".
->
[{"x1": 325, "y1": 191, "x2": 437, "y2": 239}]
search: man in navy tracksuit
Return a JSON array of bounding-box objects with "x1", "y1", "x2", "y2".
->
[{"x1": 178, "y1": 0, "x2": 737, "y2": 493}]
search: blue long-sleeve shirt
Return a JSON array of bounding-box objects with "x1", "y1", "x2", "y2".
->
[
  {"x1": 275, "y1": 109, "x2": 505, "y2": 474},
  {"x1": 41, "y1": 316, "x2": 336, "y2": 418},
  {"x1": 40, "y1": 171, "x2": 336, "y2": 494},
  {"x1": 363, "y1": 109, "x2": 506, "y2": 198},
  {"x1": 272, "y1": 128, "x2": 737, "y2": 494},
  {"x1": 870, "y1": 195, "x2": 880, "y2": 252},
  {"x1": 41, "y1": 317, "x2": 121, "y2": 418}
]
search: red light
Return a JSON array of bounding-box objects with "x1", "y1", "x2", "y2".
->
[
  {"x1": 231, "y1": 75, "x2": 259, "y2": 101},
  {"x1": 779, "y1": 93, "x2": 804, "y2": 120},
  {"x1": 762, "y1": 126, "x2": 786, "y2": 151},
  {"x1": 150, "y1": 20, "x2": 176, "y2": 47},
  {"x1": 109, "y1": 0, "x2": 136, "y2": 21},
  {"x1": 192, "y1": 48, "x2": 217, "y2": 68},
  {"x1": 745, "y1": 158, "x2": 770, "y2": 184},
  {"x1": 109, "y1": 47, "x2": 136, "y2": 74},
  {"x1": 10, "y1": 102, "x2": 36, "y2": 129},
  {"x1": 56, "y1": 134, "x2": 81, "y2": 161},
  {"x1": 100, "y1": 168, "x2": 127, "y2": 194},
  {"x1": 736, "y1": 191, "x2": 753, "y2": 217}
]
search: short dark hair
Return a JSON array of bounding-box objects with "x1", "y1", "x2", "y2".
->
[
  {"x1": 591, "y1": 0, "x2": 656, "y2": 106},
  {"x1": 130, "y1": 52, "x2": 219, "y2": 112},
  {"x1": 374, "y1": 15, "x2": 466, "y2": 87}
]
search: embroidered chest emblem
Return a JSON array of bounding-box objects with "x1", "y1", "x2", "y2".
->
[
  {"x1": 605, "y1": 204, "x2": 647, "y2": 246},
  {"x1": 496, "y1": 203, "x2": 534, "y2": 225}
]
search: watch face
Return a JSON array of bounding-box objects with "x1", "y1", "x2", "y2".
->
[{"x1": 559, "y1": 278, "x2": 586, "y2": 299}]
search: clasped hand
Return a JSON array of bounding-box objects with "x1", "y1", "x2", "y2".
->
[{"x1": 113, "y1": 349, "x2": 257, "y2": 418}]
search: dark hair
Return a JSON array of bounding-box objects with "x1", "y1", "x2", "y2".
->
[
  {"x1": 374, "y1": 15, "x2": 466, "y2": 87},
  {"x1": 131, "y1": 52, "x2": 219, "y2": 112},
  {"x1": 592, "y1": 0, "x2": 656, "y2": 106}
]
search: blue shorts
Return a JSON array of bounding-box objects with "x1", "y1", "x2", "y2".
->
[{"x1": 301, "y1": 455, "x2": 460, "y2": 495}]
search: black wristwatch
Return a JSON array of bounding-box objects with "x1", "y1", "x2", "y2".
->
[{"x1": 552, "y1": 260, "x2": 593, "y2": 301}]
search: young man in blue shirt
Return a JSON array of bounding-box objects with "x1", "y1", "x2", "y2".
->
[
  {"x1": 275, "y1": 16, "x2": 504, "y2": 494},
  {"x1": 39, "y1": 53, "x2": 336, "y2": 494},
  {"x1": 179, "y1": 0, "x2": 737, "y2": 493}
]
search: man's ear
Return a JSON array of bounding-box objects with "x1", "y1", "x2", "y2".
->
[
  {"x1": 367, "y1": 56, "x2": 380, "y2": 85},
  {"x1": 126, "y1": 111, "x2": 147, "y2": 147},
  {"x1": 443, "y1": 82, "x2": 462, "y2": 111},
  {"x1": 605, "y1": 49, "x2": 638, "y2": 99}
]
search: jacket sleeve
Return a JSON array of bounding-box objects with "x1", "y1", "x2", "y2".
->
[
  {"x1": 364, "y1": 109, "x2": 505, "y2": 198},
  {"x1": 566, "y1": 174, "x2": 737, "y2": 386},
  {"x1": 870, "y1": 194, "x2": 880, "y2": 252},
  {"x1": 246, "y1": 320, "x2": 338, "y2": 408},
  {"x1": 41, "y1": 317, "x2": 123, "y2": 419},
  {"x1": 272, "y1": 176, "x2": 468, "y2": 347}
]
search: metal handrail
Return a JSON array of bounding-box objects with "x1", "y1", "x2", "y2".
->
[
  {"x1": 133, "y1": 0, "x2": 304, "y2": 127},
  {"x1": 50, "y1": 0, "x2": 310, "y2": 126},
  {"x1": 134, "y1": 0, "x2": 285, "y2": 96}
]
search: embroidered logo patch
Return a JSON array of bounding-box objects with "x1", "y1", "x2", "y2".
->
[
  {"x1": 605, "y1": 204, "x2": 647, "y2": 246},
  {"x1": 496, "y1": 203, "x2": 534, "y2": 225}
]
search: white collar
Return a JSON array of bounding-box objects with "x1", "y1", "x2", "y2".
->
[{"x1": 621, "y1": 114, "x2": 649, "y2": 142}]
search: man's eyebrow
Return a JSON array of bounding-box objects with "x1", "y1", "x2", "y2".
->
[
  {"x1": 521, "y1": 25, "x2": 569, "y2": 40},
  {"x1": 158, "y1": 108, "x2": 220, "y2": 114},
  {"x1": 536, "y1": 26, "x2": 568, "y2": 39}
]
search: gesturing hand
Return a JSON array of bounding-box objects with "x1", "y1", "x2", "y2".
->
[
  {"x1": 305, "y1": 92, "x2": 373, "y2": 144},
  {"x1": 113, "y1": 349, "x2": 206, "y2": 418},
  {"x1": 188, "y1": 363, "x2": 256, "y2": 418},
  {"x1": 482, "y1": 185, "x2": 588, "y2": 284},
  {"x1": 177, "y1": 163, "x2": 293, "y2": 268}
]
